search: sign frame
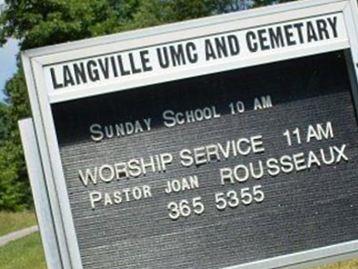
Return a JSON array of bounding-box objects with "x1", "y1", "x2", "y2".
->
[{"x1": 21, "y1": 0, "x2": 358, "y2": 268}]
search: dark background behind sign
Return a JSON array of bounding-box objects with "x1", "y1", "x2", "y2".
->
[{"x1": 53, "y1": 51, "x2": 358, "y2": 269}]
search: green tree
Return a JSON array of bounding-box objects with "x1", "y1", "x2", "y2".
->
[
  {"x1": 255, "y1": 0, "x2": 296, "y2": 7},
  {"x1": 0, "y1": 0, "x2": 293, "y2": 210},
  {"x1": 0, "y1": 0, "x2": 134, "y2": 211},
  {"x1": 0, "y1": 103, "x2": 9, "y2": 146},
  {"x1": 0, "y1": 69, "x2": 31, "y2": 210}
]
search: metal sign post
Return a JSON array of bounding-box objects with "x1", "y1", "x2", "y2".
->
[{"x1": 19, "y1": 119, "x2": 61, "y2": 269}]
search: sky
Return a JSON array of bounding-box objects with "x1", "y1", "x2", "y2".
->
[
  {"x1": 0, "y1": 38, "x2": 19, "y2": 101},
  {"x1": 0, "y1": 0, "x2": 19, "y2": 102}
]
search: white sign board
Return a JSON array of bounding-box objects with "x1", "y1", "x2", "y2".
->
[{"x1": 20, "y1": 1, "x2": 358, "y2": 269}]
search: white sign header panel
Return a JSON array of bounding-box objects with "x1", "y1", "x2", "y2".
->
[{"x1": 44, "y1": 13, "x2": 347, "y2": 96}]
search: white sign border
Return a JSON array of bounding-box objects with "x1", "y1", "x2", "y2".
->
[{"x1": 21, "y1": 0, "x2": 358, "y2": 268}]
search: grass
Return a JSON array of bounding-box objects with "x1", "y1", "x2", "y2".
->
[
  {"x1": 315, "y1": 260, "x2": 358, "y2": 269},
  {"x1": 0, "y1": 211, "x2": 37, "y2": 236},
  {"x1": 0, "y1": 232, "x2": 46, "y2": 269},
  {"x1": 0, "y1": 230, "x2": 356, "y2": 269}
]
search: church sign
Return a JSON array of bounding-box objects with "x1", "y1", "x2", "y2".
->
[{"x1": 20, "y1": 0, "x2": 358, "y2": 268}]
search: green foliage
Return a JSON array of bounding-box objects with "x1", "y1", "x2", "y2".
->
[
  {"x1": 0, "y1": 0, "x2": 121, "y2": 49},
  {"x1": 255, "y1": 0, "x2": 296, "y2": 7},
  {"x1": 0, "y1": 140, "x2": 29, "y2": 211},
  {"x1": 0, "y1": 69, "x2": 31, "y2": 211},
  {"x1": 0, "y1": 103, "x2": 9, "y2": 146},
  {"x1": 0, "y1": 0, "x2": 294, "y2": 210},
  {"x1": 0, "y1": 0, "x2": 123, "y2": 211}
]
